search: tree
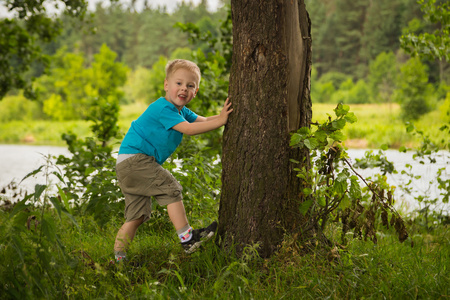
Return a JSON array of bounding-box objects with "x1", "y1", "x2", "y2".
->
[
  {"x1": 218, "y1": 0, "x2": 312, "y2": 257},
  {"x1": 368, "y1": 51, "x2": 398, "y2": 103},
  {"x1": 0, "y1": 0, "x2": 88, "y2": 99},
  {"x1": 394, "y1": 56, "x2": 432, "y2": 120}
]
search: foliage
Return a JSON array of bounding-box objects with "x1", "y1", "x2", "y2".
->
[
  {"x1": 0, "y1": 94, "x2": 43, "y2": 122},
  {"x1": 42, "y1": 45, "x2": 128, "y2": 225},
  {"x1": 368, "y1": 51, "x2": 398, "y2": 103},
  {"x1": 36, "y1": 44, "x2": 128, "y2": 124},
  {"x1": 330, "y1": 79, "x2": 371, "y2": 104},
  {"x1": 394, "y1": 56, "x2": 434, "y2": 120},
  {"x1": 0, "y1": 0, "x2": 88, "y2": 99},
  {"x1": 174, "y1": 5, "x2": 232, "y2": 157},
  {"x1": 400, "y1": 0, "x2": 450, "y2": 61},
  {"x1": 290, "y1": 103, "x2": 408, "y2": 245}
]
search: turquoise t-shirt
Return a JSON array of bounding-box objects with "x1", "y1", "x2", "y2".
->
[{"x1": 118, "y1": 97, "x2": 198, "y2": 164}]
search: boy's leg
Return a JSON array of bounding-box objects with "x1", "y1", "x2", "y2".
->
[
  {"x1": 167, "y1": 201, "x2": 189, "y2": 231},
  {"x1": 114, "y1": 216, "x2": 145, "y2": 257}
]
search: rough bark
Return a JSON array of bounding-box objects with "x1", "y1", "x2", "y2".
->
[{"x1": 219, "y1": 0, "x2": 312, "y2": 258}]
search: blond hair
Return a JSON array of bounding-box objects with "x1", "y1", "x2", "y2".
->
[{"x1": 165, "y1": 59, "x2": 201, "y2": 86}]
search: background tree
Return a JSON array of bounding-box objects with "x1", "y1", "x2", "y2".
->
[
  {"x1": 219, "y1": 0, "x2": 312, "y2": 257},
  {"x1": 0, "y1": 0, "x2": 88, "y2": 99}
]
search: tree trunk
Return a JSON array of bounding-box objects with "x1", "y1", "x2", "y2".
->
[{"x1": 219, "y1": 0, "x2": 312, "y2": 258}]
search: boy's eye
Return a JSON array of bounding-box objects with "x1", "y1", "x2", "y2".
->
[{"x1": 188, "y1": 84, "x2": 195, "y2": 88}]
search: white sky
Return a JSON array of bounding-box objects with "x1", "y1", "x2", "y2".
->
[{"x1": 0, "y1": 0, "x2": 222, "y2": 17}]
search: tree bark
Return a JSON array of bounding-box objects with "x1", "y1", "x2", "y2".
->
[{"x1": 219, "y1": 0, "x2": 312, "y2": 258}]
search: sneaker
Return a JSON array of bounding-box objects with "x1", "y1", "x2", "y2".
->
[{"x1": 181, "y1": 221, "x2": 217, "y2": 254}]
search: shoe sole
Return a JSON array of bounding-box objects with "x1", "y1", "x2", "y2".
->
[{"x1": 184, "y1": 231, "x2": 215, "y2": 254}]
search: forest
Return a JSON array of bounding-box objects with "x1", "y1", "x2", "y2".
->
[{"x1": 0, "y1": 0, "x2": 449, "y2": 298}]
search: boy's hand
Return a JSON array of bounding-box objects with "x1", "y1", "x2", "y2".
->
[{"x1": 219, "y1": 98, "x2": 233, "y2": 125}]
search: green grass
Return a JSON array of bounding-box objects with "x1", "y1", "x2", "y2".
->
[
  {"x1": 1, "y1": 206, "x2": 447, "y2": 299},
  {"x1": 313, "y1": 103, "x2": 448, "y2": 149},
  {"x1": 0, "y1": 102, "x2": 447, "y2": 148}
]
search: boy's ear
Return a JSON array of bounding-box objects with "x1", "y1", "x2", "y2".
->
[
  {"x1": 194, "y1": 88, "x2": 199, "y2": 97},
  {"x1": 164, "y1": 78, "x2": 168, "y2": 92}
]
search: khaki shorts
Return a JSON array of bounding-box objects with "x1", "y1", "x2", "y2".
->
[{"x1": 116, "y1": 153, "x2": 182, "y2": 223}]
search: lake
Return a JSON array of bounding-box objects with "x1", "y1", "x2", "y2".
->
[{"x1": 0, "y1": 144, "x2": 448, "y2": 214}]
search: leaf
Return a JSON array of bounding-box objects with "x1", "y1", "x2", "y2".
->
[
  {"x1": 339, "y1": 195, "x2": 351, "y2": 209},
  {"x1": 302, "y1": 188, "x2": 313, "y2": 196},
  {"x1": 349, "y1": 177, "x2": 362, "y2": 199},
  {"x1": 34, "y1": 184, "x2": 47, "y2": 203},
  {"x1": 344, "y1": 112, "x2": 357, "y2": 123},
  {"x1": 314, "y1": 130, "x2": 328, "y2": 143},
  {"x1": 406, "y1": 123, "x2": 415, "y2": 133},
  {"x1": 334, "y1": 103, "x2": 350, "y2": 117},
  {"x1": 304, "y1": 138, "x2": 319, "y2": 150},
  {"x1": 334, "y1": 180, "x2": 347, "y2": 195},
  {"x1": 9, "y1": 198, "x2": 30, "y2": 218},
  {"x1": 330, "y1": 131, "x2": 345, "y2": 142},
  {"x1": 57, "y1": 185, "x2": 71, "y2": 213},
  {"x1": 331, "y1": 119, "x2": 346, "y2": 130},
  {"x1": 299, "y1": 199, "x2": 313, "y2": 215},
  {"x1": 317, "y1": 196, "x2": 326, "y2": 207},
  {"x1": 49, "y1": 196, "x2": 62, "y2": 219},
  {"x1": 290, "y1": 133, "x2": 303, "y2": 147},
  {"x1": 41, "y1": 217, "x2": 56, "y2": 243},
  {"x1": 20, "y1": 165, "x2": 44, "y2": 183}
]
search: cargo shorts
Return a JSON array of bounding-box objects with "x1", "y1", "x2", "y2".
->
[{"x1": 116, "y1": 153, "x2": 183, "y2": 223}]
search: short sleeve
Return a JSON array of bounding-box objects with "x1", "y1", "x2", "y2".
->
[
  {"x1": 181, "y1": 107, "x2": 198, "y2": 123},
  {"x1": 159, "y1": 106, "x2": 188, "y2": 130}
]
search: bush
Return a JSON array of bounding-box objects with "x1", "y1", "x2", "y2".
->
[{"x1": 0, "y1": 94, "x2": 44, "y2": 122}]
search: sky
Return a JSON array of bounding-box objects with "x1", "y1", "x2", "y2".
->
[{"x1": 0, "y1": 0, "x2": 222, "y2": 17}]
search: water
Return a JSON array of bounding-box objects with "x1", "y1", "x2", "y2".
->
[
  {"x1": 0, "y1": 145, "x2": 448, "y2": 214},
  {"x1": 0, "y1": 145, "x2": 71, "y2": 198}
]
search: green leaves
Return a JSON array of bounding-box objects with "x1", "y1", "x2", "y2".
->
[
  {"x1": 400, "y1": 0, "x2": 449, "y2": 61},
  {"x1": 0, "y1": 0, "x2": 88, "y2": 99},
  {"x1": 290, "y1": 103, "x2": 357, "y2": 150}
]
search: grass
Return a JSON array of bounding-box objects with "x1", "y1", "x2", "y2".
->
[
  {"x1": 0, "y1": 102, "x2": 448, "y2": 148},
  {"x1": 312, "y1": 103, "x2": 448, "y2": 149},
  {"x1": 1, "y1": 205, "x2": 448, "y2": 299}
]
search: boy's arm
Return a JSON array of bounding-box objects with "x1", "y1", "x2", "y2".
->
[
  {"x1": 173, "y1": 98, "x2": 233, "y2": 136},
  {"x1": 195, "y1": 115, "x2": 220, "y2": 122}
]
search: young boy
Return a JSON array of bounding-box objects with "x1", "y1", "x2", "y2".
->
[{"x1": 114, "y1": 59, "x2": 233, "y2": 262}]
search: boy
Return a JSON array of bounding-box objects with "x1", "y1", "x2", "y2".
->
[{"x1": 114, "y1": 59, "x2": 233, "y2": 262}]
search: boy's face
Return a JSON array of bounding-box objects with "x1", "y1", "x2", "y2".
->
[{"x1": 164, "y1": 68, "x2": 199, "y2": 111}]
